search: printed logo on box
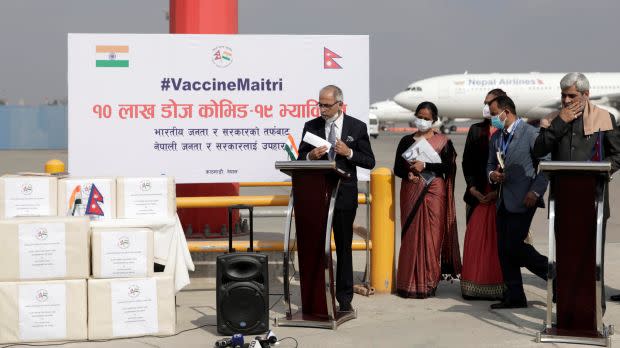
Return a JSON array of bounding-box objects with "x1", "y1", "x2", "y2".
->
[
  {"x1": 21, "y1": 183, "x2": 33, "y2": 195},
  {"x1": 140, "y1": 180, "x2": 152, "y2": 192},
  {"x1": 35, "y1": 227, "x2": 48, "y2": 241},
  {"x1": 36, "y1": 289, "x2": 49, "y2": 302},
  {"x1": 117, "y1": 236, "x2": 130, "y2": 249},
  {"x1": 128, "y1": 285, "x2": 141, "y2": 298}
]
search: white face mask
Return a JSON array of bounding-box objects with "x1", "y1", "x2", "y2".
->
[
  {"x1": 482, "y1": 104, "x2": 492, "y2": 119},
  {"x1": 414, "y1": 117, "x2": 433, "y2": 132}
]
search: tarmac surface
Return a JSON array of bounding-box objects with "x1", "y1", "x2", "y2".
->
[{"x1": 1, "y1": 128, "x2": 620, "y2": 347}]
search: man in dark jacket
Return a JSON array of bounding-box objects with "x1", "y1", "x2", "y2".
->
[
  {"x1": 297, "y1": 85, "x2": 375, "y2": 312},
  {"x1": 533, "y1": 72, "x2": 620, "y2": 302}
]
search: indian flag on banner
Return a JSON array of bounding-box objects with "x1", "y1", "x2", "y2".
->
[
  {"x1": 285, "y1": 134, "x2": 298, "y2": 160},
  {"x1": 95, "y1": 45, "x2": 129, "y2": 67}
]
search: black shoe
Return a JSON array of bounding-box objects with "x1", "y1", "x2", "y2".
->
[
  {"x1": 610, "y1": 294, "x2": 620, "y2": 302},
  {"x1": 490, "y1": 299, "x2": 527, "y2": 309},
  {"x1": 338, "y1": 302, "x2": 353, "y2": 312}
]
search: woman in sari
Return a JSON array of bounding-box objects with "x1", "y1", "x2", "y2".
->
[
  {"x1": 460, "y1": 89, "x2": 505, "y2": 300},
  {"x1": 394, "y1": 101, "x2": 461, "y2": 298}
]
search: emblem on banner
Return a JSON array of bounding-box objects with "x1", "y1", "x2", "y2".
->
[
  {"x1": 213, "y1": 46, "x2": 233, "y2": 68},
  {"x1": 324, "y1": 47, "x2": 342, "y2": 69}
]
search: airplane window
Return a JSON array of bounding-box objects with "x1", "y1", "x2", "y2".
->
[
  {"x1": 417, "y1": 87, "x2": 422, "y2": 91},
  {"x1": 369, "y1": 106, "x2": 377, "y2": 110}
]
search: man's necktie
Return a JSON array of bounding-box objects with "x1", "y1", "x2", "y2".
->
[{"x1": 328, "y1": 121, "x2": 336, "y2": 160}]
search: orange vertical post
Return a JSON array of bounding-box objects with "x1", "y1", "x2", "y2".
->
[{"x1": 169, "y1": 0, "x2": 239, "y2": 238}]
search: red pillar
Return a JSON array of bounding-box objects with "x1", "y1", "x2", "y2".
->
[
  {"x1": 169, "y1": 0, "x2": 238, "y2": 34},
  {"x1": 170, "y1": 0, "x2": 239, "y2": 239}
]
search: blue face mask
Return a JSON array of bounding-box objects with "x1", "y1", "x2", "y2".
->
[{"x1": 491, "y1": 111, "x2": 506, "y2": 130}]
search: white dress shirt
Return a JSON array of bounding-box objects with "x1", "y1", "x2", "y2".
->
[{"x1": 308, "y1": 112, "x2": 354, "y2": 160}]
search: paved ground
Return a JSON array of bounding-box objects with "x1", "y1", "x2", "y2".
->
[{"x1": 2, "y1": 128, "x2": 620, "y2": 347}]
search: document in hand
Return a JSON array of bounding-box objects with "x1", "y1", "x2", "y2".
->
[
  {"x1": 303, "y1": 132, "x2": 332, "y2": 150},
  {"x1": 401, "y1": 137, "x2": 441, "y2": 164}
]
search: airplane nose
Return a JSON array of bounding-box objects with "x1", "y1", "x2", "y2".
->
[{"x1": 393, "y1": 91, "x2": 414, "y2": 110}]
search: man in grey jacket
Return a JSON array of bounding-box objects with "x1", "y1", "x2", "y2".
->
[{"x1": 487, "y1": 96, "x2": 549, "y2": 309}]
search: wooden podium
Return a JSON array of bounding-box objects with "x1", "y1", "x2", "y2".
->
[
  {"x1": 273, "y1": 160, "x2": 357, "y2": 329},
  {"x1": 537, "y1": 161, "x2": 614, "y2": 347}
]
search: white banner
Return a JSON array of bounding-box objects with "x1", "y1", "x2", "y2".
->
[{"x1": 68, "y1": 34, "x2": 369, "y2": 183}]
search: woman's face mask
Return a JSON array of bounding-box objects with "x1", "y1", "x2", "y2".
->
[
  {"x1": 482, "y1": 104, "x2": 492, "y2": 119},
  {"x1": 414, "y1": 117, "x2": 433, "y2": 132}
]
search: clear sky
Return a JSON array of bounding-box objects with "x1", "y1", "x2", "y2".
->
[{"x1": 1, "y1": 0, "x2": 618, "y2": 104}]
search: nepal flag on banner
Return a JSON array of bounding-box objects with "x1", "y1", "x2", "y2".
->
[{"x1": 324, "y1": 47, "x2": 342, "y2": 69}]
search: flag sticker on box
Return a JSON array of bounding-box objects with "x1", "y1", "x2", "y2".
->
[{"x1": 96, "y1": 45, "x2": 129, "y2": 68}]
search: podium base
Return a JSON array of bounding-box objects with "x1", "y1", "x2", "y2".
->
[
  {"x1": 274, "y1": 310, "x2": 357, "y2": 330},
  {"x1": 536, "y1": 326, "x2": 613, "y2": 347}
]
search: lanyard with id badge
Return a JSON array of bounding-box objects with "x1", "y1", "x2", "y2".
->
[
  {"x1": 496, "y1": 119, "x2": 521, "y2": 200},
  {"x1": 496, "y1": 118, "x2": 522, "y2": 170}
]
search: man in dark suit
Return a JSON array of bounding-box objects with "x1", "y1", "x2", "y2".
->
[
  {"x1": 297, "y1": 85, "x2": 375, "y2": 312},
  {"x1": 533, "y1": 72, "x2": 620, "y2": 302},
  {"x1": 487, "y1": 96, "x2": 549, "y2": 309}
]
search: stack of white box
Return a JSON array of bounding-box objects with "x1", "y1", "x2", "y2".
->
[
  {"x1": 0, "y1": 175, "x2": 179, "y2": 343},
  {"x1": 87, "y1": 176, "x2": 176, "y2": 340},
  {"x1": 0, "y1": 175, "x2": 90, "y2": 344}
]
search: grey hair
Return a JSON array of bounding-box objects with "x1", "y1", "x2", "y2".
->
[
  {"x1": 320, "y1": 85, "x2": 343, "y2": 102},
  {"x1": 560, "y1": 72, "x2": 590, "y2": 92}
]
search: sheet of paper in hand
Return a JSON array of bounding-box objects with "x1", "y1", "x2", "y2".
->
[
  {"x1": 303, "y1": 132, "x2": 332, "y2": 151},
  {"x1": 401, "y1": 137, "x2": 441, "y2": 163}
]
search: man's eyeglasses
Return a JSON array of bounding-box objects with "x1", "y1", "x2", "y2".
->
[{"x1": 318, "y1": 101, "x2": 341, "y2": 109}]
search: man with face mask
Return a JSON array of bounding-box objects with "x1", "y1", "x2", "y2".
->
[
  {"x1": 297, "y1": 85, "x2": 375, "y2": 312},
  {"x1": 487, "y1": 96, "x2": 549, "y2": 309},
  {"x1": 533, "y1": 73, "x2": 620, "y2": 302}
]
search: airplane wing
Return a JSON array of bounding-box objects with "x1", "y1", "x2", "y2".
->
[{"x1": 524, "y1": 93, "x2": 620, "y2": 122}]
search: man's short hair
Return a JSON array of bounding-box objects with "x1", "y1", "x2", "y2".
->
[
  {"x1": 487, "y1": 88, "x2": 507, "y2": 98},
  {"x1": 491, "y1": 95, "x2": 517, "y2": 115},
  {"x1": 560, "y1": 72, "x2": 590, "y2": 92},
  {"x1": 320, "y1": 85, "x2": 343, "y2": 102}
]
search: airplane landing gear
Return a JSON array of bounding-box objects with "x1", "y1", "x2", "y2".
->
[{"x1": 440, "y1": 125, "x2": 457, "y2": 134}]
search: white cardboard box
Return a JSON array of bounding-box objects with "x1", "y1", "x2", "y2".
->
[
  {"x1": 116, "y1": 177, "x2": 176, "y2": 218},
  {"x1": 0, "y1": 279, "x2": 87, "y2": 344},
  {"x1": 88, "y1": 276, "x2": 176, "y2": 339},
  {"x1": 58, "y1": 177, "x2": 116, "y2": 220},
  {"x1": 91, "y1": 227, "x2": 154, "y2": 279},
  {"x1": 0, "y1": 217, "x2": 90, "y2": 281},
  {"x1": 0, "y1": 175, "x2": 58, "y2": 218}
]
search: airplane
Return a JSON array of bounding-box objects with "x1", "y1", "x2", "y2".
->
[
  {"x1": 369, "y1": 100, "x2": 415, "y2": 124},
  {"x1": 393, "y1": 72, "x2": 620, "y2": 133}
]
